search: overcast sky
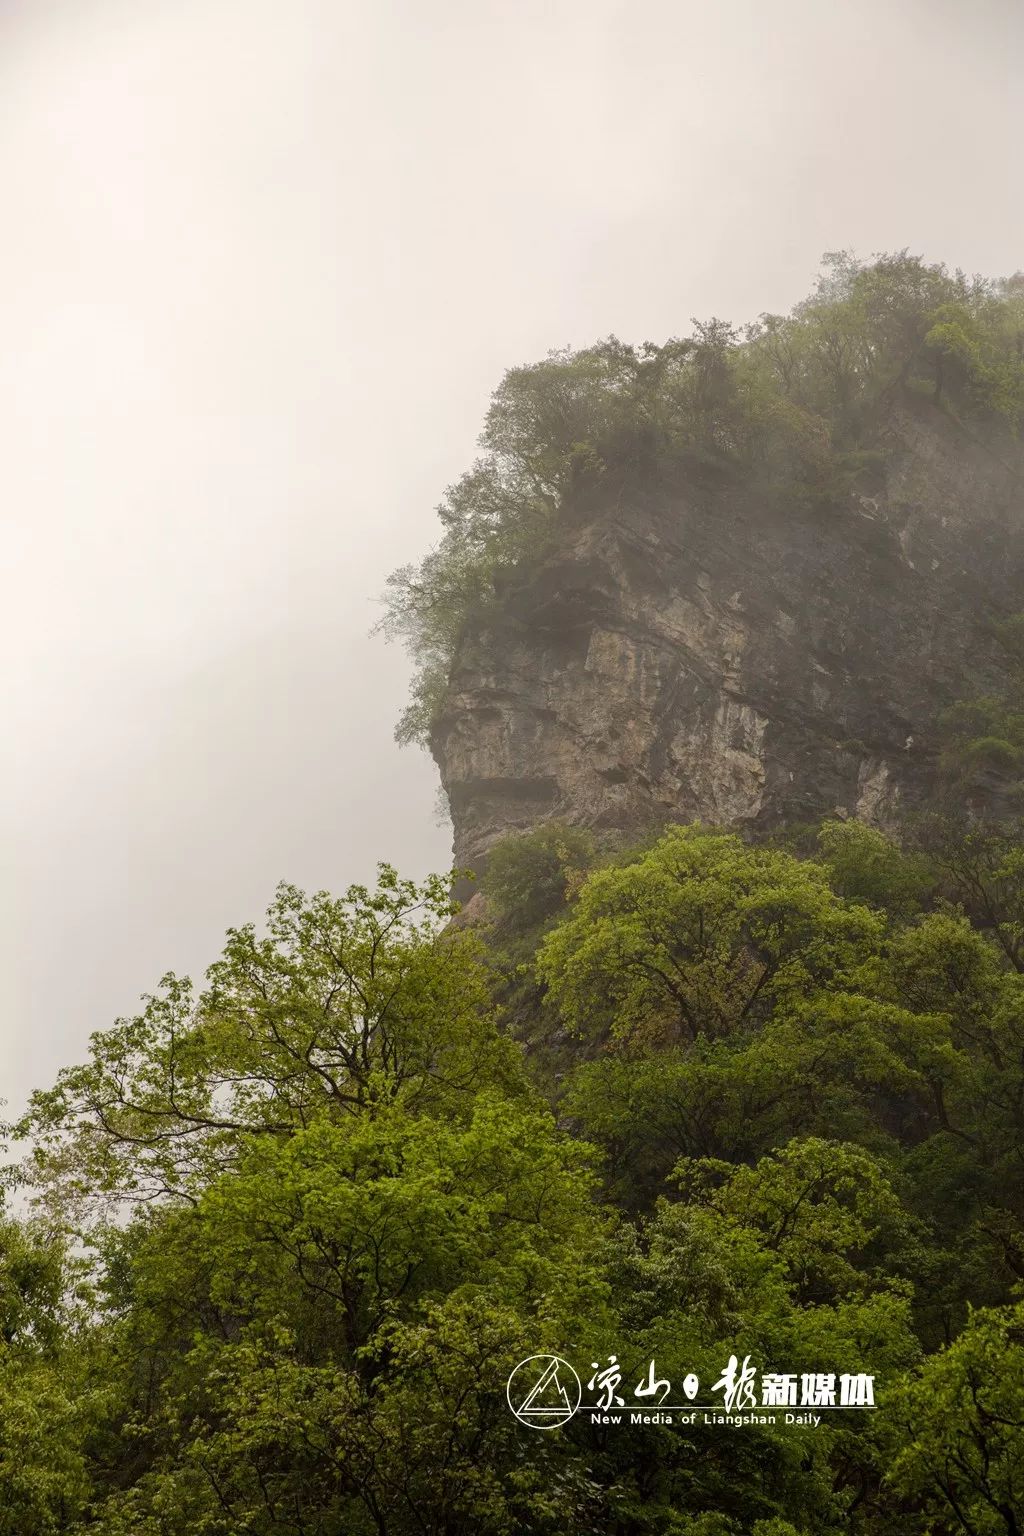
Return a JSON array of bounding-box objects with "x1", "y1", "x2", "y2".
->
[{"x1": 2, "y1": 0, "x2": 1022, "y2": 1118}]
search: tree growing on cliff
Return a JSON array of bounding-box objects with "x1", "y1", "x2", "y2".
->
[
  {"x1": 535, "y1": 826, "x2": 881, "y2": 1046},
  {"x1": 381, "y1": 253, "x2": 1024, "y2": 747}
]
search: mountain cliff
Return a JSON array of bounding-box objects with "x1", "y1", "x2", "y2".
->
[
  {"x1": 430, "y1": 398, "x2": 1024, "y2": 880},
  {"x1": 379, "y1": 254, "x2": 1024, "y2": 882}
]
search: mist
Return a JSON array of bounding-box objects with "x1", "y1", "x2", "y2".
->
[{"x1": 3, "y1": 0, "x2": 1022, "y2": 1116}]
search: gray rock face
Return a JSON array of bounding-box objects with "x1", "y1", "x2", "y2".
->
[{"x1": 430, "y1": 402, "x2": 1024, "y2": 878}]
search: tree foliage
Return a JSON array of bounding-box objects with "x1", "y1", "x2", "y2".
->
[
  {"x1": 381, "y1": 254, "x2": 1024, "y2": 744},
  {"x1": 6, "y1": 813, "x2": 1024, "y2": 1531}
]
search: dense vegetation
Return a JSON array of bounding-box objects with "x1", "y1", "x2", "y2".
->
[
  {"x1": 380, "y1": 252, "x2": 1024, "y2": 744},
  {"x1": 6, "y1": 253, "x2": 1024, "y2": 1533},
  {"x1": 4, "y1": 810, "x2": 1024, "y2": 1534}
]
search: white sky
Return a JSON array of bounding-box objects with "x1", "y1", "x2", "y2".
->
[{"x1": 2, "y1": 0, "x2": 1022, "y2": 1117}]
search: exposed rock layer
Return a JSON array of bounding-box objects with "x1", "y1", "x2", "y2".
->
[{"x1": 431, "y1": 401, "x2": 1024, "y2": 878}]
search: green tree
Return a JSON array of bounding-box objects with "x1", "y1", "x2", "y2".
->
[
  {"x1": 11, "y1": 821, "x2": 1024, "y2": 1533},
  {"x1": 536, "y1": 826, "x2": 881, "y2": 1045},
  {"x1": 887, "y1": 1299, "x2": 1024, "y2": 1534},
  {"x1": 587, "y1": 1144, "x2": 920, "y2": 1533},
  {"x1": 0, "y1": 1215, "x2": 100, "y2": 1535},
  {"x1": 817, "y1": 819, "x2": 935, "y2": 919},
  {"x1": 20, "y1": 869, "x2": 523, "y2": 1207},
  {"x1": 483, "y1": 821, "x2": 595, "y2": 926},
  {"x1": 86, "y1": 1100, "x2": 610, "y2": 1536}
]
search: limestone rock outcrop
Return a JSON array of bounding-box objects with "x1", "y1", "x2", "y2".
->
[{"x1": 431, "y1": 401, "x2": 1024, "y2": 878}]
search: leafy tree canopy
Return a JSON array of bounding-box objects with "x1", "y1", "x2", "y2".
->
[
  {"x1": 381, "y1": 254, "x2": 1024, "y2": 744},
  {"x1": 7, "y1": 815, "x2": 1024, "y2": 1532}
]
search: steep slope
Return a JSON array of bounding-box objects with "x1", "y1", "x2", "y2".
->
[{"x1": 431, "y1": 400, "x2": 1024, "y2": 878}]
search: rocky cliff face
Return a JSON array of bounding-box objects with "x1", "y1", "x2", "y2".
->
[{"x1": 431, "y1": 401, "x2": 1024, "y2": 879}]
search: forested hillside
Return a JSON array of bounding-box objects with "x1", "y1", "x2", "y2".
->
[
  {"x1": 5, "y1": 811, "x2": 1024, "y2": 1533},
  {"x1": 4, "y1": 254, "x2": 1024, "y2": 1535}
]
